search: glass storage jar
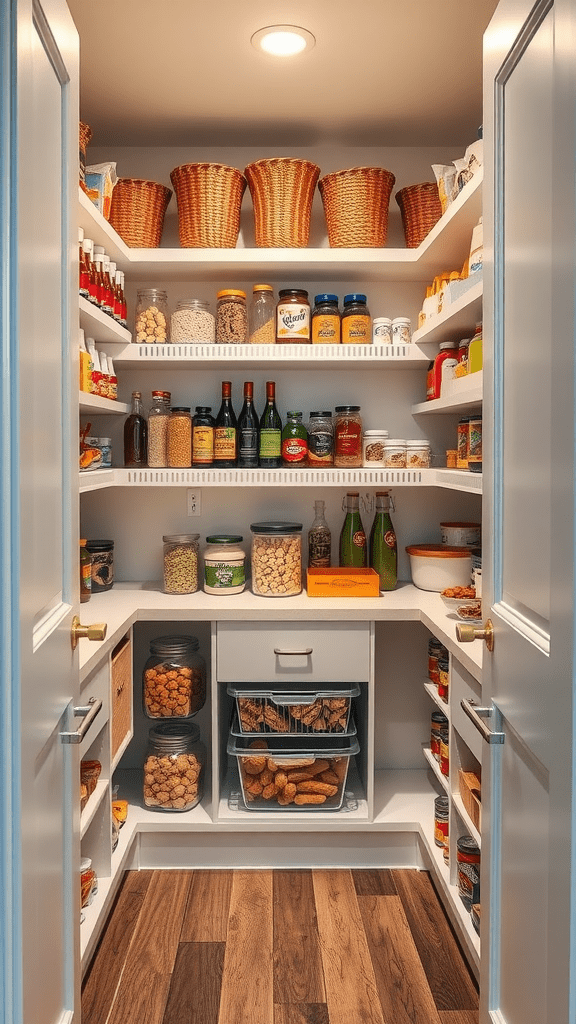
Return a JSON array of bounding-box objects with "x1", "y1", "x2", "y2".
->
[
  {"x1": 248, "y1": 284, "x2": 276, "y2": 344},
  {"x1": 311, "y1": 293, "x2": 341, "y2": 344},
  {"x1": 382, "y1": 439, "x2": 407, "y2": 468},
  {"x1": 341, "y1": 293, "x2": 371, "y2": 344},
  {"x1": 85, "y1": 539, "x2": 114, "y2": 592},
  {"x1": 334, "y1": 406, "x2": 363, "y2": 467},
  {"x1": 276, "y1": 288, "x2": 311, "y2": 343},
  {"x1": 216, "y1": 289, "x2": 248, "y2": 343},
  {"x1": 143, "y1": 635, "x2": 206, "y2": 719},
  {"x1": 167, "y1": 407, "x2": 192, "y2": 468},
  {"x1": 307, "y1": 411, "x2": 334, "y2": 467},
  {"x1": 171, "y1": 300, "x2": 215, "y2": 343},
  {"x1": 135, "y1": 288, "x2": 169, "y2": 343},
  {"x1": 162, "y1": 534, "x2": 199, "y2": 594},
  {"x1": 147, "y1": 390, "x2": 171, "y2": 468},
  {"x1": 250, "y1": 521, "x2": 303, "y2": 597},
  {"x1": 204, "y1": 535, "x2": 246, "y2": 595},
  {"x1": 143, "y1": 721, "x2": 205, "y2": 811}
]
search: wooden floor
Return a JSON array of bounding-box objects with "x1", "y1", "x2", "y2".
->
[{"x1": 82, "y1": 868, "x2": 479, "y2": 1024}]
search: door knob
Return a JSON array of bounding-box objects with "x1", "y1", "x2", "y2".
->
[
  {"x1": 456, "y1": 617, "x2": 494, "y2": 652},
  {"x1": 71, "y1": 615, "x2": 107, "y2": 651}
]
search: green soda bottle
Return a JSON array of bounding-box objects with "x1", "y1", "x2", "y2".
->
[
  {"x1": 339, "y1": 491, "x2": 367, "y2": 567},
  {"x1": 369, "y1": 491, "x2": 397, "y2": 591}
]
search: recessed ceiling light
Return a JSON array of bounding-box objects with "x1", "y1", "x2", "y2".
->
[{"x1": 251, "y1": 25, "x2": 315, "y2": 57}]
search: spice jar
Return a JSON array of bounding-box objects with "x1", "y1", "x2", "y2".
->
[
  {"x1": 307, "y1": 411, "x2": 334, "y2": 467},
  {"x1": 135, "y1": 288, "x2": 169, "y2": 343},
  {"x1": 249, "y1": 284, "x2": 276, "y2": 344},
  {"x1": 382, "y1": 439, "x2": 407, "y2": 469},
  {"x1": 372, "y1": 317, "x2": 392, "y2": 344},
  {"x1": 276, "y1": 288, "x2": 310, "y2": 343},
  {"x1": 167, "y1": 407, "x2": 192, "y2": 468},
  {"x1": 162, "y1": 534, "x2": 199, "y2": 594},
  {"x1": 362, "y1": 429, "x2": 389, "y2": 468},
  {"x1": 457, "y1": 836, "x2": 481, "y2": 911},
  {"x1": 405, "y1": 439, "x2": 431, "y2": 468},
  {"x1": 312, "y1": 293, "x2": 341, "y2": 344},
  {"x1": 85, "y1": 539, "x2": 114, "y2": 592},
  {"x1": 143, "y1": 721, "x2": 205, "y2": 811},
  {"x1": 391, "y1": 317, "x2": 412, "y2": 345},
  {"x1": 341, "y1": 293, "x2": 371, "y2": 344},
  {"x1": 434, "y1": 795, "x2": 449, "y2": 849},
  {"x1": 147, "y1": 391, "x2": 171, "y2": 468},
  {"x1": 216, "y1": 289, "x2": 248, "y2": 343},
  {"x1": 250, "y1": 522, "x2": 303, "y2": 597},
  {"x1": 171, "y1": 300, "x2": 215, "y2": 343},
  {"x1": 143, "y1": 635, "x2": 206, "y2": 719},
  {"x1": 431, "y1": 709, "x2": 448, "y2": 760},
  {"x1": 204, "y1": 535, "x2": 246, "y2": 595},
  {"x1": 334, "y1": 406, "x2": 363, "y2": 468},
  {"x1": 192, "y1": 407, "x2": 215, "y2": 467}
]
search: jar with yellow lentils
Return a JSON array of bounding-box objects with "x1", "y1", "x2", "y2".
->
[{"x1": 167, "y1": 407, "x2": 192, "y2": 467}]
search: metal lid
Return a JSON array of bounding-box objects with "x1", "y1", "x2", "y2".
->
[
  {"x1": 431, "y1": 710, "x2": 449, "y2": 722},
  {"x1": 278, "y1": 288, "x2": 309, "y2": 298},
  {"x1": 309, "y1": 411, "x2": 332, "y2": 418},
  {"x1": 206, "y1": 535, "x2": 244, "y2": 544},
  {"x1": 457, "y1": 835, "x2": 481, "y2": 855},
  {"x1": 171, "y1": 406, "x2": 191, "y2": 413},
  {"x1": 335, "y1": 405, "x2": 360, "y2": 413},
  {"x1": 163, "y1": 534, "x2": 200, "y2": 543},
  {"x1": 85, "y1": 539, "x2": 114, "y2": 550},
  {"x1": 148, "y1": 721, "x2": 200, "y2": 751},
  {"x1": 150, "y1": 635, "x2": 200, "y2": 656},
  {"x1": 250, "y1": 522, "x2": 303, "y2": 534},
  {"x1": 217, "y1": 289, "x2": 246, "y2": 299},
  {"x1": 252, "y1": 283, "x2": 274, "y2": 292}
]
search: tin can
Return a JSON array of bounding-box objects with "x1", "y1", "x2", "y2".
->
[
  {"x1": 440, "y1": 726, "x2": 449, "y2": 776},
  {"x1": 434, "y1": 795, "x2": 449, "y2": 848},
  {"x1": 437, "y1": 656, "x2": 449, "y2": 702},
  {"x1": 457, "y1": 836, "x2": 481, "y2": 911},
  {"x1": 431, "y1": 709, "x2": 448, "y2": 760}
]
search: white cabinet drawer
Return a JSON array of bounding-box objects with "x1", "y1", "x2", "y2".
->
[{"x1": 216, "y1": 621, "x2": 371, "y2": 682}]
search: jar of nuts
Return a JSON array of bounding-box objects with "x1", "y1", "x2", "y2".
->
[
  {"x1": 143, "y1": 635, "x2": 206, "y2": 719},
  {"x1": 250, "y1": 521, "x2": 303, "y2": 597},
  {"x1": 171, "y1": 299, "x2": 215, "y2": 343},
  {"x1": 216, "y1": 289, "x2": 248, "y2": 343},
  {"x1": 162, "y1": 534, "x2": 200, "y2": 594},
  {"x1": 135, "y1": 288, "x2": 169, "y2": 344},
  {"x1": 143, "y1": 721, "x2": 205, "y2": 811}
]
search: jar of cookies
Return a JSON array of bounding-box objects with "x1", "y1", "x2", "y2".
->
[
  {"x1": 135, "y1": 288, "x2": 169, "y2": 343},
  {"x1": 143, "y1": 721, "x2": 205, "y2": 811},
  {"x1": 250, "y1": 521, "x2": 303, "y2": 597},
  {"x1": 142, "y1": 635, "x2": 206, "y2": 719}
]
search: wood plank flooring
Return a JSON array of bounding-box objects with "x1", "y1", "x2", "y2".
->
[{"x1": 82, "y1": 868, "x2": 479, "y2": 1024}]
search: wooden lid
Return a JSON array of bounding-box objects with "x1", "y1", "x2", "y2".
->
[{"x1": 405, "y1": 544, "x2": 471, "y2": 558}]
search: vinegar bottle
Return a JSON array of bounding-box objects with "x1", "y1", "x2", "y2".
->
[
  {"x1": 308, "y1": 500, "x2": 331, "y2": 568},
  {"x1": 369, "y1": 491, "x2": 397, "y2": 591},
  {"x1": 237, "y1": 381, "x2": 259, "y2": 468},
  {"x1": 339, "y1": 491, "x2": 367, "y2": 567},
  {"x1": 124, "y1": 391, "x2": 147, "y2": 468},
  {"x1": 258, "y1": 381, "x2": 282, "y2": 468}
]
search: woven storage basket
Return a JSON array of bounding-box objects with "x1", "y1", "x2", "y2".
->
[
  {"x1": 108, "y1": 178, "x2": 172, "y2": 248},
  {"x1": 111, "y1": 635, "x2": 132, "y2": 761},
  {"x1": 170, "y1": 163, "x2": 246, "y2": 248},
  {"x1": 244, "y1": 158, "x2": 321, "y2": 248},
  {"x1": 395, "y1": 181, "x2": 443, "y2": 248},
  {"x1": 318, "y1": 166, "x2": 396, "y2": 247}
]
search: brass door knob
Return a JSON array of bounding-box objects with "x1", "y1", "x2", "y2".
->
[
  {"x1": 71, "y1": 615, "x2": 107, "y2": 651},
  {"x1": 456, "y1": 617, "x2": 494, "y2": 652}
]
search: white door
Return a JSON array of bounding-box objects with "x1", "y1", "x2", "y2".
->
[
  {"x1": 476, "y1": 0, "x2": 576, "y2": 1022},
  {"x1": 4, "y1": 2, "x2": 81, "y2": 1022}
]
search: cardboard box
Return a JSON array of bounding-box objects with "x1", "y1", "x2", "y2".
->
[
  {"x1": 306, "y1": 567, "x2": 380, "y2": 597},
  {"x1": 459, "y1": 769, "x2": 481, "y2": 831}
]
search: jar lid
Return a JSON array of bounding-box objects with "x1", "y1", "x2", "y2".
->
[
  {"x1": 440, "y1": 521, "x2": 481, "y2": 529},
  {"x1": 171, "y1": 406, "x2": 191, "y2": 412},
  {"x1": 217, "y1": 289, "x2": 246, "y2": 299},
  {"x1": 150, "y1": 635, "x2": 200, "y2": 655},
  {"x1": 252, "y1": 283, "x2": 273, "y2": 292},
  {"x1": 363, "y1": 429, "x2": 389, "y2": 437},
  {"x1": 195, "y1": 406, "x2": 212, "y2": 414},
  {"x1": 309, "y1": 411, "x2": 332, "y2": 418},
  {"x1": 373, "y1": 317, "x2": 392, "y2": 325},
  {"x1": 405, "y1": 439, "x2": 430, "y2": 447},
  {"x1": 250, "y1": 522, "x2": 303, "y2": 534},
  {"x1": 163, "y1": 534, "x2": 200, "y2": 543},
  {"x1": 80, "y1": 857, "x2": 92, "y2": 872},
  {"x1": 405, "y1": 544, "x2": 471, "y2": 558},
  {"x1": 343, "y1": 293, "x2": 367, "y2": 304},
  {"x1": 286, "y1": 410, "x2": 303, "y2": 418},
  {"x1": 176, "y1": 299, "x2": 211, "y2": 310},
  {"x1": 439, "y1": 341, "x2": 458, "y2": 350},
  {"x1": 206, "y1": 535, "x2": 244, "y2": 545},
  {"x1": 383, "y1": 439, "x2": 406, "y2": 446},
  {"x1": 391, "y1": 317, "x2": 411, "y2": 324},
  {"x1": 457, "y1": 835, "x2": 480, "y2": 855},
  {"x1": 85, "y1": 539, "x2": 114, "y2": 551},
  {"x1": 279, "y1": 288, "x2": 309, "y2": 298},
  {"x1": 431, "y1": 711, "x2": 449, "y2": 723},
  {"x1": 148, "y1": 721, "x2": 200, "y2": 749},
  {"x1": 434, "y1": 794, "x2": 449, "y2": 807},
  {"x1": 458, "y1": 337, "x2": 471, "y2": 346},
  {"x1": 335, "y1": 405, "x2": 361, "y2": 413},
  {"x1": 314, "y1": 293, "x2": 339, "y2": 304},
  {"x1": 137, "y1": 288, "x2": 167, "y2": 297}
]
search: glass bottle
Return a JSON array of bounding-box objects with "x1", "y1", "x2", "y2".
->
[
  {"x1": 147, "y1": 390, "x2": 171, "y2": 468},
  {"x1": 92, "y1": 250, "x2": 105, "y2": 309},
  {"x1": 369, "y1": 490, "x2": 397, "y2": 591},
  {"x1": 249, "y1": 284, "x2": 276, "y2": 344},
  {"x1": 308, "y1": 500, "x2": 331, "y2": 568},
  {"x1": 100, "y1": 255, "x2": 114, "y2": 317},
  {"x1": 237, "y1": 381, "x2": 259, "y2": 468},
  {"x1": 281, "y1": 411, "x2": 308, "y2": 467},
  {"x1": 117, "y1": 271, "x2": 127, "y2": 328},
  {"x1": 339, "y1": 491, "x2": 367, "y2": 567},
  {"x1": 192, "y1": 407, "x2": 215, "y2": 467},
  {"x1": 214, "y1": 380, "x2": 237, "y2": 468},
  {"x1": 79, "y1": 228, "x2": 89, "y2": 300},
  {"x1": 123, "y1": 391, "x2": 147, "y2": 467},
  {"x1": 82, "y1": 238, "x2": 98, "y2": 305},
  {"x1": 258, "y1": 381, "x2": 282, "y2": 468}
]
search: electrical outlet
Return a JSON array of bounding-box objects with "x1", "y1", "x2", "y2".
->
[{"x1": 187, "y1": 489, "x2": 201, "y2": 516}]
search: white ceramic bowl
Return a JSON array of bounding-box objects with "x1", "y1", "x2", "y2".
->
[{"x1": 405, "y1": 544, "x2": 472, "y2": 592}]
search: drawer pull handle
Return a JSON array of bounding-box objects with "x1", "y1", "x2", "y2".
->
[
  {"x1": 273, "y1": 648, "x2": 313, "y2": 656},
  {"x1": 460, "y1": 699, "x2": 505, "y2": 745},
  {"x1": 60, "y1": 697, "x2": 102, "y2": 744}
]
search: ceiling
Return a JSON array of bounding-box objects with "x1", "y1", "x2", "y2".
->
[{"x1": 68, "y1": 0, "x2": 499, "y2": 149}]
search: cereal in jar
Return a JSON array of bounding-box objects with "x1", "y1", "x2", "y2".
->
[
  {"x1": 143, "y1": 635, "x2": 206, "y2": 719},
  {"x1": 216, "y1": 290, "x2": 248, "y2": 343},
  {"x1": 250, "y1": 522, "x2": 302, "y2": 597},
  {"x1": 135, "y1": 288, "x2": 169, "y2": 343},
  {"x1": 334, "y1": 406, "x2": 363, "y2": 468},
  {"x1": 162, "y1": 534, "x2": 199, "y2": 594}
]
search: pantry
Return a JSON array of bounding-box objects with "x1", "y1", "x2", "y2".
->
[{"x1": 2, "y1": 1, "x2": 576, "y2": 1023}]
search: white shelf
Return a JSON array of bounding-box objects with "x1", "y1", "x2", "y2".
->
[
  {"x1": 80, "y1": 778, "x2": 109, "y2": 838},
  {"x1": 423, "y1": 680, "x2": 450, "y2": 719},
  {"x1": 434, "y1": 469, "x2": 482, "y2": 494},
  {"x1": 79, "y1": 392, "x2": 129, "y2": 415},
  {"x1": 412, "y1": 372, "x2": 483, "y2": 414},
  {"x1": 422, "y1": 745, "x2": 450, "y2": 794},
  {"x1": 78, "y1": 469, "x2": 115, "y2": 491},
  {"x1": 412, "y1": 278, "x2": 483, "y2": 348},
  {"x1": 453, "y1": 792, "x2": 482, "y2": 847},
  {"x1": 218, "y1": 763, "x2": 369, "y2": 825},
  {"x1": 112, "y1": 341, "x2": 431, "y2": 369},
  {"x1": 79, "y1": 295, "x2": 132, "y2": 346}
]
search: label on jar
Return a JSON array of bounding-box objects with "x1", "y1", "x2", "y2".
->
[
  {"x1": 276, "y1": 303, "x2": 310, "y2": 342},
  {"x1": 204, "y1": 561, "x2": 245, "y2": 589},
  {"x1": 308, "y1": 431, "x2": 333, "y2": 465},
  {"x1": 259, "y1": 428, "x2": 281, "y2": 459},
  {"x1": 214, "y1": 427, "x2": 236, "y2": 460},
  {"x1": 342, "y1": 315, "x2": 371, "y2": 344},
  {"x1": 312, "y1": 314, "x2": 340, "y2": 344},
  {"x1": 336, "y1": 427, "x2": 362, "y2": 459},
  {"x1": 193, "y1": 426, "x2": 214, "y2": 463},
  {"x1": 282, "y1": 437, "x2": 308, "y2": 463}
]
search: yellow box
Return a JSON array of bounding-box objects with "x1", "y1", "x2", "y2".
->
[
  {"x1": 306, "y1": 567, "x2": 380, "y2": 597},
  {"x1": 79, "y1": 349, "x2": 92, "y2": 392},
  {"x1": 469, "y1": 335, "x2": 483, "y2": 373}
]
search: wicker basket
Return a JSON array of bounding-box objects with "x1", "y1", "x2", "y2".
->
[
  {"x1": 170, "y1": 163, "x2": 246, "y2": 248},
  {"x1": 108, "y1": 178, "x2": 172, "y2": 248},
  {"x1": 244, "y1": 158, "x2": 321, "y2": 248},
  {"x1": 395, "y1": 181, "x2": 443, "y2": 248},
  {"x1": 318, "y1": 166, "x2": 396, "y2": 247}
]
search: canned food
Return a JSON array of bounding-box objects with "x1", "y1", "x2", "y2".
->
[{"x1": 457, "y1": 836, "x2": 481, "y2": 912}]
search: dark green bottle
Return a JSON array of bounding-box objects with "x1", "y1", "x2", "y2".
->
[
  {"x1": 369, "y1": 491, "x2": 397, "y2": 591},
  {"x1": 258, "y1": 380, "x2": 282, "y2": 468},
  {"x1": 339, "y1": 491, "x2": 367, "y2": 567}
]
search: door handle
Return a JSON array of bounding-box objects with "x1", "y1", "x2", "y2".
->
[
  {"x1": 456, "y1": 617, "x2": 494, "y2": 652},
  {"x1": 71, "y1": 614, "x2": 107, "y2": 651},
  {"x1": 460, "y1": 698, "x2": 505, "y2": 744},
  {"x1": 60, "y1": 697, "x2": 102, "y2": 744},
  {"x1": 273, "y1": 648, "x2": 313, "y2": 656}
]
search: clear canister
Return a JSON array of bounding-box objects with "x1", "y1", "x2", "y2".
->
[
  {"x1": 204, "y1": 535, "x2": 246, "y2": 595},
  {"x1": 85, "y1": 539, "x2": 114, "y2": 592},
  {"x1": 382, "y1": 439, "x2": 407, "y2": 469},
  {"x1": 249, "y1": 284, "x2": 276, "y2": 344},
  {"x1": 362, "y1": 429, "x2": 389, "y2": 467},
  {"x1": 312, "y1": 293, "x2": 341, "y2": 344},
  {"x1": 334, "y1": 406, "x2": 363, "y2": 468},
  {"x1": 391, "y1": 317, "x2": 412, "y2": 344},
  {"x1": 250, "y1": 521, "x2": 303, "y2": 597},
  {"x1": 341, "y1": 293, "x2": 371, "y2": 344},
  {"x1": 147, "y1": 390, "x2": 171, "y2": 468},
  {"x1": 135, "y1": 288, "x2": 169, "y2": 343},
  {"x1": 143, "y1": 635, "x2": 206, "y2": 719},
  {"x1": 216, "y1": 289, "x2": 248, "y2": 343},
  {"x1": 162, "y1": 534, "x2": 199, "y2": 594},
  {"x1": 167, "y1": 407, "x2": 192, "y2": 468},
  {"x1": 405, "y1": 439, "x2": 431, "y2": 468},
  {"x1": 307, "y1": 411, "x2": 334, "y2": 467},
  {"x1": 143, "y1": 721, "x2": 205, "y2": 811},
  {"x1": 171, "y1": 300, "x2": 215, "y2": 343}
]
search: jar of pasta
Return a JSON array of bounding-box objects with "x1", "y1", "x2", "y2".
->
[{"x1": 334, "y1": 406, "x2": 363, "y2": 468}]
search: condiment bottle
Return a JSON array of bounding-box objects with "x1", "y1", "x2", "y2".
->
[
  {"x1": 281, "y1": 411, "x2": 308, "y2": 467},
  {"x1": 341, "y1": 293, "x2": 371, "y2": 344},
  {"x1": 308, "y1": 500, "x2": 331, "y2": 568},
  {"x1": 123, "y1": 391, "x2": 147, "y2": 467},
  {"x1": 100, "y1": 255, "x2": 115, "y2": 317},
  {"x1": 427, "y1": 341, "x2": 459, "y2": 400},
  {"x1": 369, "y1": 491, "x2": 397, "y2": 591},
  {"x1": 79, "y1": 228, "x2": 90, "y2": 300},
  {"x1": 192, "y1": 407, "x2": 215, "y2": 467},
  {"x1": 275, "y1": 288, "x2": 310, "y2": 343},
  {"x1": 312, "y1": 293, "x2": 341, "y2": 344},
  {"x1": 339, "y1": 491, "x2": 367, "y2": 567}
]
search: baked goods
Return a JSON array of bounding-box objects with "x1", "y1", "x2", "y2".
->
[
  {"x1": 237, "y1": 695, "x2": 351, "y2": 734},
  {"x1": 238, "y1": 741, "x2": 348, "y2": 808}
]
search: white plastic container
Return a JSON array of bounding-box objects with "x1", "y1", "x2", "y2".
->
[
  {"x1": 203, "y1": 535, "x2": 246, "y2": 594},
  {"x1": 362, "y1": 429, "x2": 389, "y2": 467},
  {"x1": 391, "y1": 317, "x2": 412, "y2": 344},
  {"x1": 372, "y1": 317, "x2": 392, "y2": 344},
  {"x1": 405, "y1": 440, "x2": 431, "y2": 468},
  {"x1": 405, "y1": 544, "x2": 472, "y2": 592},
  {"x1": 440, "y1": 521, "x2": 481, "y2": 547},
  {"x1": 382, "y1": 439, "x2": 406, "y2": 468}
]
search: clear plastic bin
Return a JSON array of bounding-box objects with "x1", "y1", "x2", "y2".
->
[{"x1": 228, "y1": 682, "x2": 359, "y2": 735}]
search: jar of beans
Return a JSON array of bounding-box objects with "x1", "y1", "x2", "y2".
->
[
  {"x1": 334, "y1": 406, "x2": 363, "y2": 468},
  {"x1": 216, "y1": 289, "x2": 248, "y2": 343},
  {"x1": 167, "y1": 407, "x2": 192, "y2": 468},
  {"x1": 135, "y1": 288, "x2": 169, "y2": 343},
  {"x1": 162, "y1": 534, "x2": 199, "y2": 594},
  {"x1": 171, "y1": 300, "x2": 215, "y2": 343},
  {"x1": 143, "y1": 635, "x2": 206, "y2": 720},
  {"x1": 143, "y1": 721, "x2": 206, "y2": 811}
]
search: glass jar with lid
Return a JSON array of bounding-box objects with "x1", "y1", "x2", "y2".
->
[
  {"x1": 276, "y1": 288, "x2": 311, "y2": 343},
  {"x1": 143, "y1": 635, "x2": 206, "y2": 719},
  {"x1": 248, "y1": 284, "x2": 276, "y2": 344},
  {"x1": 307, "y1": 411, "x2": 334, "y2": 467},
  {"x1": 85, "y1": 539, "x2": 114, "y2": 592},
  {"x1": 334, "y1": 406, "x2": 363, "y2": 467},
  {"x1": 216, "y1": 289, "x2": 248, "y2": 343},
  {"x1": 167, "y1": 407, "x2": 192, "y2": 468},
  {"x1": 143, "y1": 721, "x2": 206, "y2": 811},
  {"x1": 250, "y1": 522, "x2": 303, "y2": 597},
  {"x1": 171, "y1": 300, "x2": 215, "y2": 343},
  {"x1": 341, "y1": 293, "x2": 371, "y2": 344},
  {"x1": 163, "y1": 534, "x2": 199, "y2": 594},
  {"x1": 312, "y1": 293, "x2": 341, "y2": 344},
  {"x1": 135, "y1": 288, "x2": 169, "y2": 343},
  {"x1": 147, "y1": 390, "x2": 171, "y2": 468},
  {"x1": 204, "y1": 535, "x2": 246, "y2": 594}
]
